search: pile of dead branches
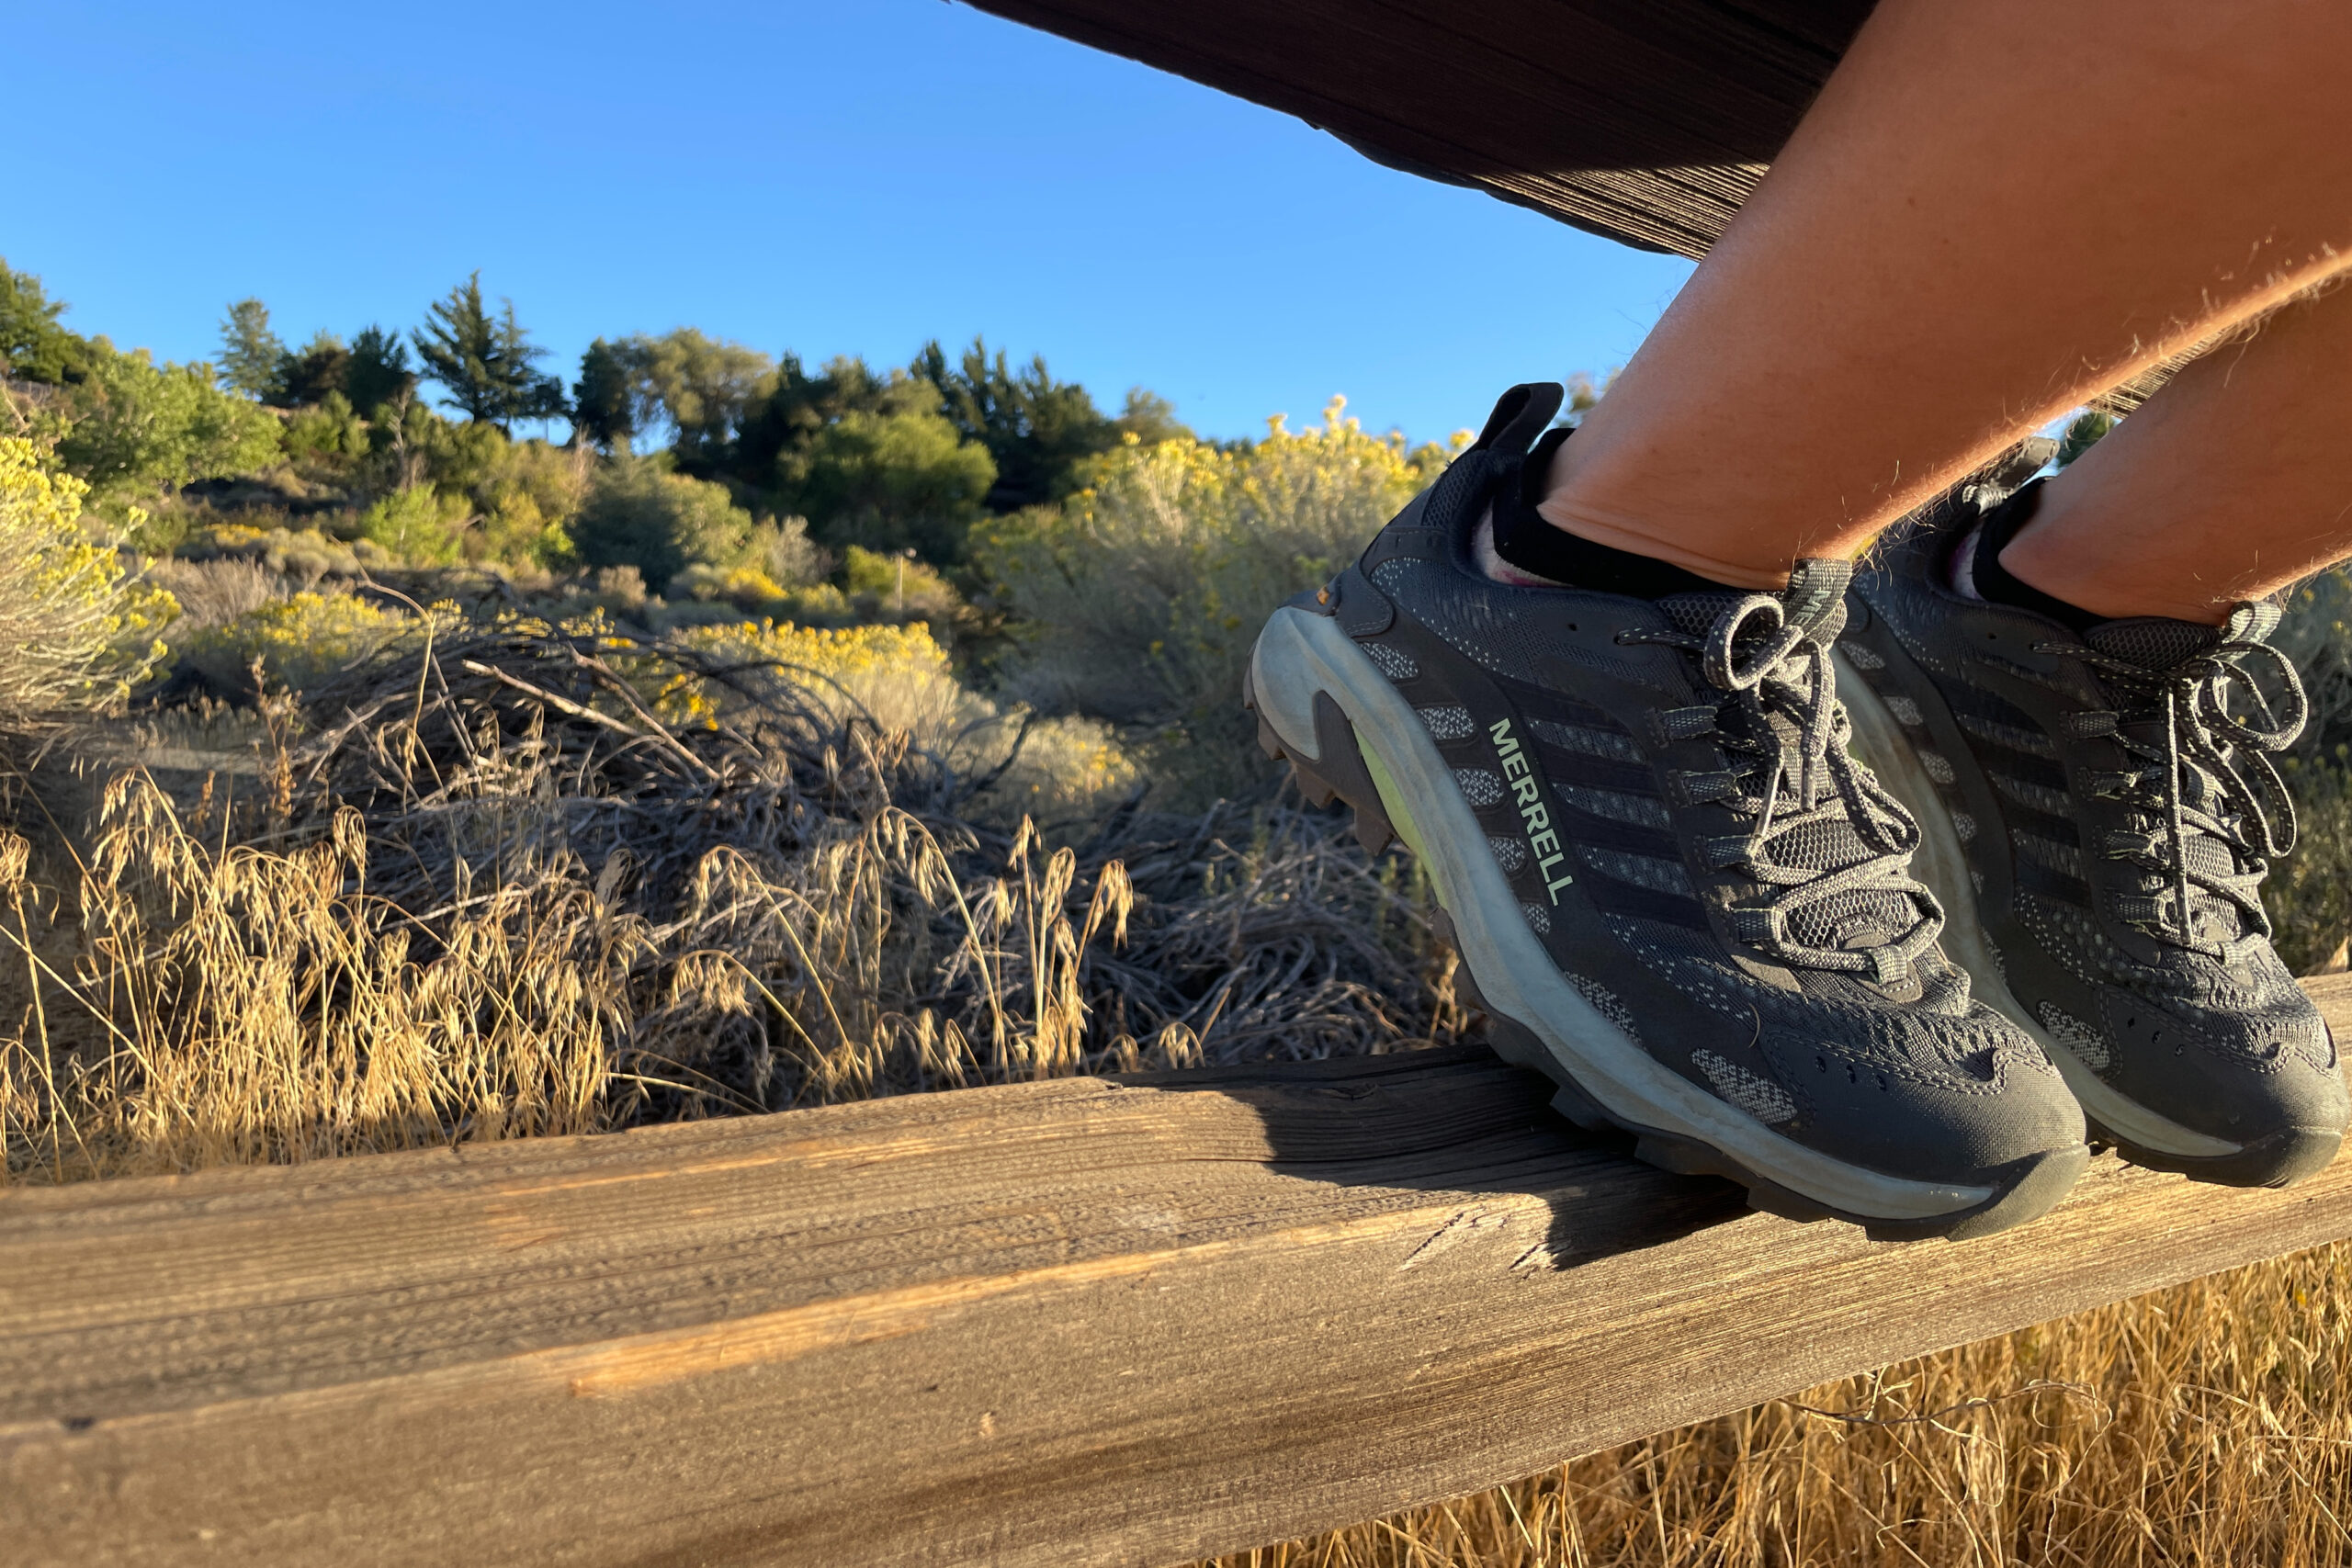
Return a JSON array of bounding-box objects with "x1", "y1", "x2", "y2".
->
[{"x1": 3, "y1": 614, "x2": 1466, "y2": 1177}]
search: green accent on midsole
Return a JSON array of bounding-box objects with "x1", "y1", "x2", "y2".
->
[{"x1": 1358, "y1": 743, "x2": 1427, "y2": 862}]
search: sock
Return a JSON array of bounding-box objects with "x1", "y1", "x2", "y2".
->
[
  {"x1": 1488, "y1": 427, "x2": 1739, "y2": 598},
  {"x1": 1475, "y1": 511, "x2": 1562, "y2": 586},
  {"x1": 1952, "y1": 479, "x2": 2106, "y2": 634}
]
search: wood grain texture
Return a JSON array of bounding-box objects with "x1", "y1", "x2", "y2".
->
[
  {"x1": 957, "y1": 0, "x2": 1878, "y2": 255},
  {"x1": 9, "y1": 976, "x2": 2352, "y2": 1567}
]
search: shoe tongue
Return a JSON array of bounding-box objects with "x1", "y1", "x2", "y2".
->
[
  {"x1": 1655, "y1": 590, "x2": 1743, "y2": 637},
  {"x1": 1653, "y1": 558, "x2": 1851, "y2": 644},
  {"x1": 2084, "y1": 617, "x2": 2224, "y2": 670}
]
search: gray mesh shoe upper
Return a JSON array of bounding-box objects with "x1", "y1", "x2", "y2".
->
[
  {"x1": 1305, "y1": 413, "x2": 2083, "y2": 1191},
  {"x1": 1847, "y1": 472, "x2": 2348, "y2": 1181}
]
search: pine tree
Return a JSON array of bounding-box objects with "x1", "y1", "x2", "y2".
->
[
  {"x1": 411, "y1": 273, "x2": 564, "y2": 432},
  {"x1": 345, "y1": 325, "x2": 416, "y2": 416},
  {"x1": 914, "y1": 337, "x2": 1121, "y2": 512},
  {"x1": 0, "y1": 260, "x2": 90, "y2": 384},
  {"x1": 217, "y1": 299, "x2": 286, "y2": 400}
]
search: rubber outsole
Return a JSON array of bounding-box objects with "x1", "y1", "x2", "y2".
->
[
  {"x1": 1244, "y1": 642, "x2": 2086, "y2": 1242},
  {"x1": 1441, "y1": 909, "x2": 2088, "y2": 1242},
  {"x1": 1834, "y1": 644, "x2": 2345, "y2": 1190},
  {"x1": 2102, "y1": 1123, "x2": 2343, "y2": 1189}
]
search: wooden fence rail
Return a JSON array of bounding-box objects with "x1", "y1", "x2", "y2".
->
[{"x1": 8, "y1": 976, "x2": 2352, "y2": 1566}]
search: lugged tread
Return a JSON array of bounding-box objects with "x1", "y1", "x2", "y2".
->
[{"x1": 1425, "y1": 861, "x2": 2066, "y2": 1237}]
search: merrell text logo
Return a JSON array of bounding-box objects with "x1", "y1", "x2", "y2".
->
[{"x1": 1491, "y1": 717, "x2": 1576, "y2": 903}]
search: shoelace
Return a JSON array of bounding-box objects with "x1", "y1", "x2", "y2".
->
[
  {"x1": 2040, "y1": 602, "x2": 2305, "y2": 957},
  {"x1": 1620, "y1": 562, "x2": 1943, "y2": 984}
]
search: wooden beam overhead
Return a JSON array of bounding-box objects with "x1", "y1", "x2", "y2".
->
[
  {"x1": 8, "y1": 976, "x2": 2352, "y2": 1566},
  {"x1": 958, "y1": 0, "x2": 1879, "y2": 255}
]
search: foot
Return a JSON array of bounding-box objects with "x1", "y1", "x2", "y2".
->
[
  {"x1": 1844, "y1": 465, "x2": 2350, "y2": 1187},
  {"x1": 1244, "y1": 385, "x2": 2089, "y2": 1240}
]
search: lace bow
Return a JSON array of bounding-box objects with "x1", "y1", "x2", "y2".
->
[
  {"x1": 1623, "y1": 560, "x2": 1943, "y2": 984},
  {"x1": 2044, "y1": 602, "x2": 2305, "y2": 955}
]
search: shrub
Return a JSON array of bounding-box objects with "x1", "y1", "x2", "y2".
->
[
  {"x1": 146, "y1": 557, "x2": 290, "y2": 634},
  {"x1": 51, "y1": 346, "x2": 284, "y2": 502},
  {"x1": 587, "y1": 565, "x2": 649, "y2": 616},
  {"x1": 841, "y1": 544, "x2": 960, "y2": 622},
  {"x1": 284, "y1": 391, "x2": 368, "y2": 463},
  {"x1": 475, "y1": 489, "x2": 573, "y2": 569},
  {"x1": 356, "y1": 486, "x2": 469, "y2": 566},
  {"x1": 571, "y1": 459, "x2": 754, "y2": 591},
  {"x1": 410, "y1": 411, "x2": 508, "y2": 497},
  {"x1": 791, "y1": 407, "x2": 995, "y2": 563},
  {"x1": 2265, "y1": 567, "x2": 2352, "y2": 970},
  {"x1": 178, "y1": 590, "x2": 441, "y2": 694},
  {"x1": 672, "y1": 563, "x2": 793, "y2": 613},
  {"x1": 472, "y1": 438, "x2": 585, "y2": 539},
  {"x1": 673, "y1": 618, "x2": 1136, "y2": 821},
  {"x1": 0, "y1": 436, "x2": 177, "y2": 714},
  {"x1": 752, "y1": 513, "x2": 827, "y2": 588},
  {"x1": 180, "y1": 521, "x2": 393, "y2": 581},
  {"x1": 977, "y1": 399, "x2": 1459, "y2": 802}
]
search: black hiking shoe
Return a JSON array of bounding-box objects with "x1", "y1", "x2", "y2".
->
[
  {"x1": 1243, "y1": 385, "x2": 2088, "y2": 1239},
  {"x1": 1843, "y1": 465, "x2": 2349, "y2": 1187}
]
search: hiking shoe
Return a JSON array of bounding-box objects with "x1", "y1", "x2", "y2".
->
[
  {"x1": 1843, "y1": 464, "x2": 2349, "y2": 1187},
  {"x1": 1243, "y1": 385, "x2": 2088, "y2": 1239}
]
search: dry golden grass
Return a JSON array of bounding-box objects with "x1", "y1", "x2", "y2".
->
[
  {"x1": 2, "y1": 615, "x2": 2349, "y2": 1565},
  {"x1": 1204, "y1": 1243, "x2": 2352, "y2": 1565},
  {"x1": 0, "y1": 616, "x2": 1467, "y2": 1178}
]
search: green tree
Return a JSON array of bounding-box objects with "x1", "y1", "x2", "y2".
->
[
  {"x1": 55, "y1": 347, "x2": 284, "y2": 499},
  {"x1": 2056, "y1": 409, "x2": 2115, "y2": 468},
  {"x1": 571, "y1": 459, "x2": 757, "y2": 590},
  {"x1": 915, "y1": 337, "x2": 1120, "y2": 513},
  {"x1": 635, "y1": 328, "x2": 776, "y2": 468},
  {"x1": 274, "y1": 330, "x2": 350, "y2": 408},
  {"x1": 735, "y1": 354, "x2": 925, "y2": 491},
  {"x1": 0, "y1": 261, "x2": 92, "y2": 384},
  {"x1": 412, "y1": 273, "x2": 564, "y2": 433},
  {"x1": 346, "y1": 325, "x2": 416, "y2": 415},
  {"x1": 790, "y1": 407, "x2": 997, "y2": 564},
  {"x1": 1113, "y1": 388, "x2": 1190, "y2": 447},
  {"x1": 217, "y1": 299, "x2": 286, "y2": 400},
  {"x1": 572, "y1": 337, "x2": 653, "y2": 454}
]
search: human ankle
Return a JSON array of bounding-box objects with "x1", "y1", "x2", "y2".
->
[
  {"x1": 1980, "y1": 481, "x2": 2231, "y2": 627},
  {"x1": 1526, "y1": 501, "x2": 1794, "y2": 592},
  {"x1": 1482, "y1": 427, "x2": 1791, "y2": 595}
]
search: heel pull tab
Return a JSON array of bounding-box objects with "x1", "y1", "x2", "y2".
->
[{"x1": 1472, "y1": 383, "x2": 1566, "y2": 456}]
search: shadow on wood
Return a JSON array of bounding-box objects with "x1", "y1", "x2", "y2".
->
[{"x1": 6, "y1": 976, "x2": 2352, "y2": 1566}]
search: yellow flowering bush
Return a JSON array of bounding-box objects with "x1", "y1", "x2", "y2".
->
[
  {"x1": 178, "y1": 591, "x2": 452, "y2": 694},
  {"x1": 673, "y1": 562, "x2": 795, "y2": 610},
  {"x1": 975, "y1": 397, "x2": 1464, "y2": 801},
  {"x1": 0, "y1": 436, "x2": 177, "y2": 716}
]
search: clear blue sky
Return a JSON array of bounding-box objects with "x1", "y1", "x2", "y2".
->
[{"x1": 9, "y1": 0, "x2": 1691, "y2": 445}]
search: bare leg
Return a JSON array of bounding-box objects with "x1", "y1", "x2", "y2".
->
[
  {"x1": 2007, "y1": 285, "x2": 2352, "y2": 623},
  {"x1": 1534, "y1": 0, "x2": 2352, "y2": 589}
]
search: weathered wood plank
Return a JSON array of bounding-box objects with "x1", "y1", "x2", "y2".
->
[
  {"x1": 8, "y1": 978, "x2": 2352, "y2": 1567},
  {"x1": 958, "y1": 0, "x2": 1877, "y2": 255}
]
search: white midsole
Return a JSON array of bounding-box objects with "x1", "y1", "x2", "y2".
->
[
  {"x1": 1833, "y1": 649, "x2": 2241, "y2": 1158},
  {"x1": 1250, "y1": 607, "x2": 1996, "y2": 1219}
]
